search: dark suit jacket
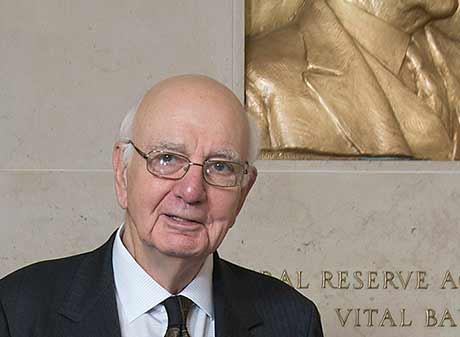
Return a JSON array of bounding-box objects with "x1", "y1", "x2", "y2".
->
[{"x1": 0, "y1": 232, "x2": 323, "y2": 337}]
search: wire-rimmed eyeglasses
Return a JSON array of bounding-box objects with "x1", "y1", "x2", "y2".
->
[{"x1": 127, "y1": 140, "x2": 249, "y2": 187}]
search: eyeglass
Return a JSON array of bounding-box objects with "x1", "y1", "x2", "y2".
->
[{"x1": 127, "y1": 140, "x2": 249, "y2": 187}]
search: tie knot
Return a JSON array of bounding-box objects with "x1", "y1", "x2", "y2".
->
[{"x1": 163, "y1": 295, "x2": 193, "y2": 329}]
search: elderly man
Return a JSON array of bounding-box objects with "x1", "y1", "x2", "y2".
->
[
  {"x1": 247, "y1": 0, "x2": 459, "y2": 159},
  {"x1": 0, "y1": 75, "x2": 323, "y2": 337}
]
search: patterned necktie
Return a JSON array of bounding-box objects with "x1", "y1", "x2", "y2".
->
[{"x1": 163, "y1": 295, "x2": 193, "y2": 337}]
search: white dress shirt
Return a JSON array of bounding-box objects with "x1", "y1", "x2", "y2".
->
[{"x1": 112, "y1": 226, "x2": 215, "y2": 337}]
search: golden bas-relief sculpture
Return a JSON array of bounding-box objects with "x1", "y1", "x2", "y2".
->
[{"x1": 246, "y1": 0, "x2": 460, "y2": 160}]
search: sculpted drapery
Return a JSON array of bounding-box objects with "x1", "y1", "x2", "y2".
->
[{"x1": 246, "y1": 0, "x2": 460, "y2": 159}]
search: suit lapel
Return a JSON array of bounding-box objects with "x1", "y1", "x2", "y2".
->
[
  {"x1": 56, "y1": 232, "x2": 122, "y2": 337},
  {"x1": 213, "y1": 254, "x2": 262, "y2": 337}
]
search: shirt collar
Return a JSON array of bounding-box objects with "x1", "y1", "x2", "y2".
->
[
  {"x1": 112, "y1": 225, "x2": 214, "y2": 323},
  {"x1": 327, "y1": 0, "x2": 410, "y2": 75}
]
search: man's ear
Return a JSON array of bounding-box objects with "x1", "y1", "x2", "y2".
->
[
  {"x1": 235, "y1": 166, "x2": 258, "y2": 216},
  {"x1": 113, "y1": 142, "x2": 128, "y2": 209}
]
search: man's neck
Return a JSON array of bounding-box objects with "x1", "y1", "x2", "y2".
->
[{"x1": 121, "y1": 223, "x2": 206, "y2": 294}]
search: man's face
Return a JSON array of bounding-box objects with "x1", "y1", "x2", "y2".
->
[
  {"x1": 114, "y1": 78, "x2": 254, "y2": 262},
  {"x1": 351, "y1": 0, "x2": 458, "y2": 32}
]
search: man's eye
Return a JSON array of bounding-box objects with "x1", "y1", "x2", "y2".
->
[
  {"x1": 209, "y1": 161, "x2": 235, "y2": 174},
  {"x1": 158, "y1": 153, "x2": 178, "y2": 165}
]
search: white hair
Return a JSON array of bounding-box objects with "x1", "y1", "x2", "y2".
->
[
  {"x1": 117, "y1": 99, "x2": 260, "y2": 173},
  {"x1": 118, "y1": 98, "x2": 142, "y2": 166}
]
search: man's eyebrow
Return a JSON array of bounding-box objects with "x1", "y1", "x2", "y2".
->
[
  {"x1": 148, "y1": 143, "x2": 241, "y2": 161},
  {"x1": 150, "y1": 142, "x2": 187, "y2": 153},
  {"x1": 207, "y1": 149, "x2": 241, "y2": 161}
]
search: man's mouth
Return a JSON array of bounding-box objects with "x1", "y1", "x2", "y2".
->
[{"x1": 164, "y1": 214, "x2": 203, "y2": 225}]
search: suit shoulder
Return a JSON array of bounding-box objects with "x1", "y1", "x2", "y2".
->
[
  {"x1": 0, "y1": 254, "x2": 88, "y2": 336},
  {"x1": 0, "y1": 233, "x2": 114, "y2": 293},
  {"x1": 219, "y1": 258, "x2": 316, "y2": 307},
  {"x1": 0, "y1": 240, "x2": 111, "y2": 310},
  {"x1": 0, "y1": 253, "x2": 86, "y2": 298},
  {"x1": 218, "y1": 258, "x2": 323, "y2": 335}
]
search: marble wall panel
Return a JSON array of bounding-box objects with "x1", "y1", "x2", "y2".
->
[
  {"x1": 0, "y1": 0, "x2": 242, "y2": 170},
  {"x1": 0, "y1": 171, "x2": 121, "y2": 276}
]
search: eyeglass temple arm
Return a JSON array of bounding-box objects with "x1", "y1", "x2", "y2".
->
[{"x1": 127, "y1": 140, "x2": 149, "y2": 159}]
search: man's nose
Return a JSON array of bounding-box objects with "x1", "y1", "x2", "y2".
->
[{"x1": 172, "y1": 164, "x2": 207, "y2": 205}]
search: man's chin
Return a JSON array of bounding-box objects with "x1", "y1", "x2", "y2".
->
[
  {"x1": 157, "y1": 239, "x2": 209, "y2": 259},
  {"x1": 160, "y1": 247, "x2": 208, "y2": 260}
]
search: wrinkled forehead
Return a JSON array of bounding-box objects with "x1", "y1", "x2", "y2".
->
[{"x1": 132, "y1": 78, "x2": 250, "y2": 159}]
